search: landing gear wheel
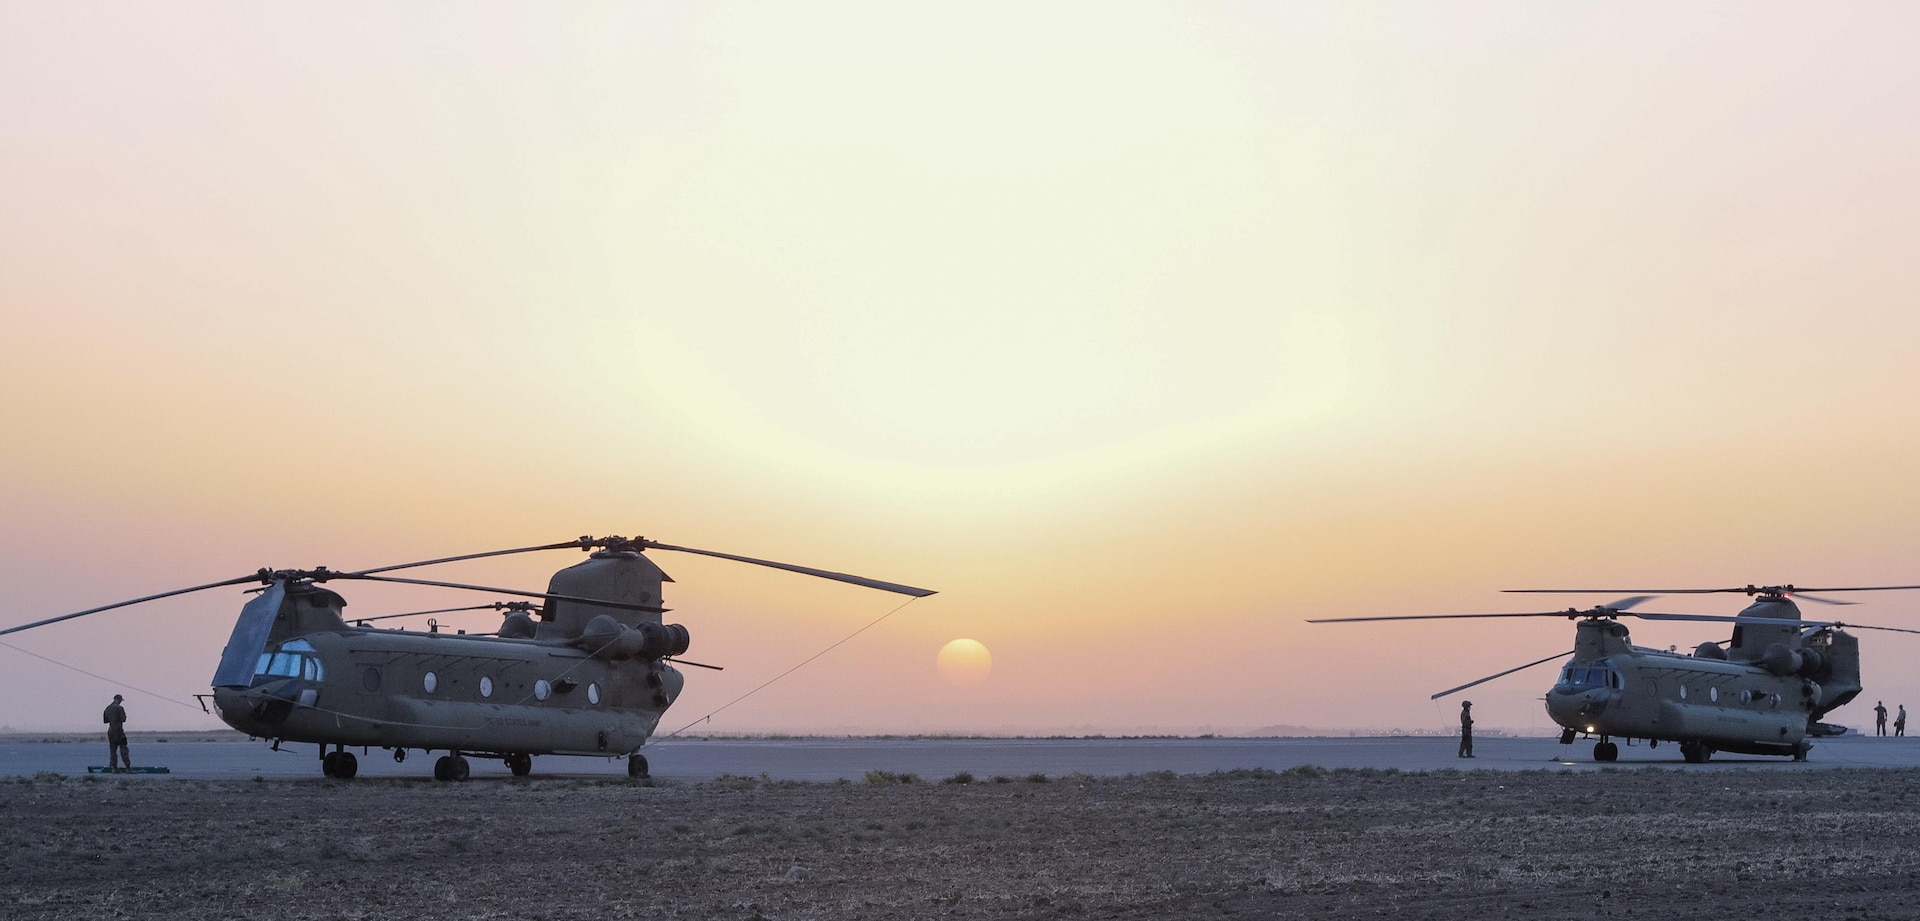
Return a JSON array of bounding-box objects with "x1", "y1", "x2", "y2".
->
[
  {"x1": 1593, "y1": 741, "x2": 1618, "y2": 762},
  {"x1": 336, "y1": 751, "x2": 358, "y2": 779},
  {"x1": 323, "y1": 751, "x2": 339, "y2": 777},
  {"x1": 1680, "y1": 741, "x2": 1712, "y2": 764},
  {"x1": 449, "y1": 755, "x2": 470, "y2": 782},
  {"x1": 1793, "y1": 741, "x2": 1811, "y2": 762},
  {"x1": 434, "y1": 755, "x2": 453, "y2": 781},
  {"x1": 507, "y1": 753, "x2": 532, "y2": 777},
  {"x1": 628, "y1": 753, "x2": 649, "y2": 779},
  {"x1": 393, "y1": 748, "x2": 407, "y2": 763}
]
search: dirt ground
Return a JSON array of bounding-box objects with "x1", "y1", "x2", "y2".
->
[{"x1": 4, "y1": 766, "x2": 1919, "y2": 920}]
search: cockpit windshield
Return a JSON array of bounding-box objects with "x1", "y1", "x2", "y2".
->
[
  {"x1": 254, "y1": 639, "x2": 325, "y2": 682},
  {"x1": 1556, "y1": 660, "x2": 1622, "y2": 691}
]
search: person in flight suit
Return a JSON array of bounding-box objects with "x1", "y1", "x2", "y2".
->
[
  {"x1": 1458, "y1": 700, "x2": 1474, "y2": 758},
  {"x1": 103, "y1": 694, "x2": 130, "y2": 772},
  {"x1": 1876, "y1": 701, "x2": 1889, "y2": 737}
]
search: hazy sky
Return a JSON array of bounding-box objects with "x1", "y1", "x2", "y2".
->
[{"x1": 5, "y1": 3, "x2": 1920, "y2": 735}]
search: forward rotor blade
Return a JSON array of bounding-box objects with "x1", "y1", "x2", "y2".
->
[
  {"x1": 1309, "y1": 611, "x2": 1601, "y2": 624},
  {"x1": 667, "y1": 657, "x2": 725, "y2": 671},
  {"x1": 332, "y1": 574, "x2": 664, "y2": 613},
  {"x1": 0, "y1": 572, "x2": 265, "y2": 637},
  {"x1": 1431, "y1": 651, "x2": 1573, "y2": 700},
  {"x1": 640, "y1": 541, "x2": 937, "y2": 597}
]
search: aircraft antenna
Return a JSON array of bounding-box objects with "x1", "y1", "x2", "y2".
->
[{"x1": 0, "y1": 640, "x2": 203, "y2": 712}]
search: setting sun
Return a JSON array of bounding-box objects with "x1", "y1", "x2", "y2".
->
[{"x1": 937, "y1": 638, "x2": 993, "y2": 688}]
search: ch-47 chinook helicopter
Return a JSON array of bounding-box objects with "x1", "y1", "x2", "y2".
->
[
  {"x1": 1311, "y1": 584, "x2": 1920, "y2": 764},
  {"x1": 0, "y1": 535, "x2": 934, "y2": 781}
]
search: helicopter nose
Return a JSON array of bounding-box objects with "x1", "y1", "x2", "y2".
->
[{"x1": 1545, "y1": 687, "x2": 1612, "y2": 727}]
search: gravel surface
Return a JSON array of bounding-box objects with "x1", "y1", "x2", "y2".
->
[{"x1": 5, "y1": 767, "x2": 1919, "y2": 919}]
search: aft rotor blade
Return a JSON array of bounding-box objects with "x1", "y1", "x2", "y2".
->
[
  {"x1": 667, "y1": 657, "x2": 726, "y2": 671},
  {"x1": 1820, "y1": 622, "x2": 1920, "y2": 637},
  {"x1": 1627, "y1": 612, "x2": 1823, "y2": 627},
  {"x1": 1787, "y1": 593, "x2": 1857, "y2": 606},
  {"x1": 333, "y1": 574, "x2": 664, "y2": 612},
  {"x1": 1509, "y1": 584, "x2": 1920, "y2": 596},
  {"x1": 640, "y1": 541, "x2": 937, "y2": 597},
  {"x1": 1629, "y1": 612, "x2": 1920, "y2": 634},
  {"x1": 350, "y1": 602, "x2": 528, "y2": 625},
  {"x1": 1431, "y1": 651, "x2": 1573, "y2": 700},
  {"x1": 0, "y1": 572, "x2": 265, "y2": 637},
  {"x1": 347, "y1": 539, "x2": 597, "y2": 576}
]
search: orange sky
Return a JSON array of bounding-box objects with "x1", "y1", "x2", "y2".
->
[{"x1": 5, "y1": 3, "x2": 1920, "y2": 735}]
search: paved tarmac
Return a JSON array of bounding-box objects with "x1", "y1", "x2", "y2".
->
[{"x1": 7, "y1": 733, "x2": 1920, "y2": 782}]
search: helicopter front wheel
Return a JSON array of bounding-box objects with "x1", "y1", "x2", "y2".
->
[
  {"x1": 1593, "y1": 740, "x2": 1619, "y2": 762},
  {"x1": 434, "y1": 754, "x2": 471, "y2": 782},
  {"x1": 628, "y1": 753, "x2": 649, "y2": 779},
  {"x1": 507, "y1": 753, "x2": 532, "y2": 777}
]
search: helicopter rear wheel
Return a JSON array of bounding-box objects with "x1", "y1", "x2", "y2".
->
[
  {"x1": 628, "y1": 753, "x2": 649, "y2": 779},
  {"x1": 507, "y1": 753, "x2": 532, "y2": 777},
  {"x1": 335, "y1": 751, "x2": 358, "y2": 779},
  {"x1": 1593, "y1": 741, "x2": 1618, "y2": 762},
  {"x1": 322, "y1": 751, "x2": 338, "y2": 777},
  {"x1": 1680, "y1": 741, "x2": 1712, "y2": 763}
]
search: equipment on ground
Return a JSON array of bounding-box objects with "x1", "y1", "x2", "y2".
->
[
  {"x1": 1310, "y1": 584, "x2": 1920, "y2": 763},
  {"x1": 4, "y1": 535, "x2": 933, "y2": 781}
]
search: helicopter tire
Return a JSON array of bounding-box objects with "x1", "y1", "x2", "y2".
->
[
  {"x1": 434, "y1": 755, "x2": 452, "y2": 781},
  {"x1": 449, "y1": 755, "x2": 471, "y2": 782},
  {"x1": 1593, "y1": 741, "x2": 1618, "y2": 762},
  {"x1": 507, "y1": 753, "x2": 532, "y2": 777},
  {"x1": 336, "y1": 751, "x2": 359, "y2": 779},
  {"x1": 628, "y1": 754, "x2": 649, "y2": 779},
  {"x1": 322, "y1": 751, "x2": 338, "y2": 777}
]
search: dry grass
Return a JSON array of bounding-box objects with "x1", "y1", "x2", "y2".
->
[{"x1": 5, "y1": 767, "x2": 1920, "y2": 919}]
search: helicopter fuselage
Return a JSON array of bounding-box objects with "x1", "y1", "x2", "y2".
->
[
  {"x1": 206, "y1": 547, "x2": 694, "y2": 775},
  {"x1": 210, "y1": 627, "x2": 682, "y2": 757},
  {"x1": 1546, "y1": 646, "x2": 1813, "y2": 757},
  {"x1": 1541, "y1": 599, "x2": 1861, "y2": 761}
]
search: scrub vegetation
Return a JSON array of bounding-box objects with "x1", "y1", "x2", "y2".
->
[{"x1": 3, "y1": 767, "x2": 1917, "y2": 919}]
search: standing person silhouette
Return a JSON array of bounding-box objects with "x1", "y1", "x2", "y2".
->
[
  {"x1": 1876, "y1": 701, "x2": 1889, "y2": 737},
  {"x1": 1897, "y1": 705, "x2": 1907, "y2": 738},
  {"x1": 103, "y1": 694, "x2": 130, "y2": 772},
  {"x1": 1458, "y1": 700, "x2": 1475, "y2": 758}
]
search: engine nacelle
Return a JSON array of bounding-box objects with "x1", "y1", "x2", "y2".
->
[
  {"x1": 573, "y1": 614, "x2": 690, "y2": 660},
  {"x1": 1761, "y1": 643, "x2": 1802, "y2": 676}
]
